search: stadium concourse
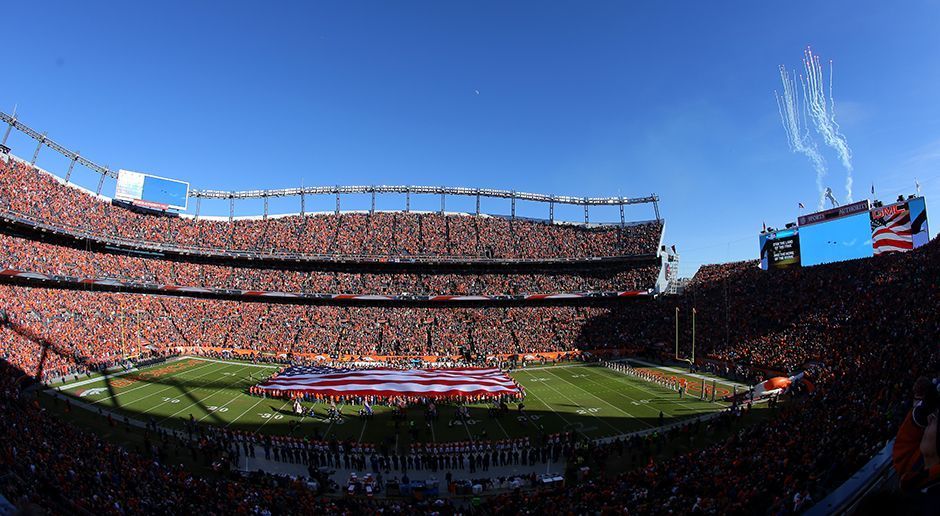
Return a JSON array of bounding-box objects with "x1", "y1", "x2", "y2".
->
[{"x1": 0, "y1": 150, "x2": 938, "y2": 513}]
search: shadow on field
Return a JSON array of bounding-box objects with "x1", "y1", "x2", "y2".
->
[
  {"x1": 4, "y1": 320, "x2": 123, "y2": 405},
  {"x1": 3, "y1": 321, "x2": 235, "y2": 425},
  {"x1": 4, "y1": 320, "x2": 726, "y2": 445}
]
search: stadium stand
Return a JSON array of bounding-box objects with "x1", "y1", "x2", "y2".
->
[
  {"x1": 0, "y1": 147, "x2": 938, "y2": 512},
  {"x1": 0, "y1": 284, "x2": 659, "y2": 381},
  {"x1": 0, "y1": 233, "x2": 660, "y2": 296},
  {"x1": 1, "y1": 236, "x2": 937, "y2": 511},
  {"x1": 0, "y1": 158, "x2": 664, "y2": 261}
]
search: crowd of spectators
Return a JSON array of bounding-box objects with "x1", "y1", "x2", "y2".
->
[
  {"x1": 0, "y1": 234, "x2": 936, "y2": 511},
  {"x1": 3, "y1": 156, "x2": 940, "y2": 511},
  {"x1": 0, "y1": 285, "x2": 660, "y2": 382},
  {"x1": 0, "y1": 158, "x2": 664, "y2": 260},
  {"x1": 0, "y1": 359, "x2": 466, "y2": 514},
  {"x1": 681, "y1": 243, "x2": 939, "y2": 373},
  {"x1": 482, "y1": 240, "x2": 940, "y2": 513},
  {"x1": 686, "y1": 260, "x2": 758, "y2": 289},
  {"x1": 0, "y1": 233, "x2": 660, "y2": 295}
]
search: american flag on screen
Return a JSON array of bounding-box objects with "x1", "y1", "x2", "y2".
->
[
  {"x1": 258, "y1": 366, "x2": 521, "y2": 398},
  {"x1": 872, "y1": 208, "x2": 914, "y2": 255}
]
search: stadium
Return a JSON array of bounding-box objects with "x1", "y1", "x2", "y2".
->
[{"x1": 1, "y1": 5, "x2": 939, "y2": 515}]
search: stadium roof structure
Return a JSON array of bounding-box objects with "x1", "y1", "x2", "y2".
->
[{"x1": 0, "y1": 110, "x2": 660, "y2": 223}]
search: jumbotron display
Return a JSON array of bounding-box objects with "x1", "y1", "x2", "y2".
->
[
  {"x1": 798, "y1": 202, "x2": 874, "y2": 267},
  {"x1": 871, "y1": 196, "x2": 930, "y2": 254},
  {"x1": 760, "y1": 197, "x2": 930, "y2": 269},
  {"x1": 759, "y1": 228, "x2": 800, "y2": 270},
  {"x1": 115, "y1": 169, "x2": 190, "y2": 210}
]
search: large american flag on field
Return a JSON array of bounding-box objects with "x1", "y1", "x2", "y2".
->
[
  {"x1": 258, "y1": 366, "x2": 521, "y2": 398},
  {"x1": 871, "y1": 207, "x2": 914, "y2": 254}
]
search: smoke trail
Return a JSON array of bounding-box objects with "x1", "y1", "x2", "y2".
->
[
  {"x1": 775, "y1": 65, "x2": 828, "y2": 209},
  {"x1": 802, "y1": 48, "x2": 854, "y2": 202}
]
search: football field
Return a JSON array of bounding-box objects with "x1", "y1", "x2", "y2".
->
[{"x1": 52, "y1": 357, "x2": 734, "y2": 448}]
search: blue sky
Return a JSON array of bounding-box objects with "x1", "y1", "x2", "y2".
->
[{"x1": 3, "y1": 1, "x2": 940, "y2": 275}]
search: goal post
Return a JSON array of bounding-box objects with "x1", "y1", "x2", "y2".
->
[{"x1": 675, "y1": 307, "x2": 695, "y2": 371}]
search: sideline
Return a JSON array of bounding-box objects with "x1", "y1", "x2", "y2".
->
[
  {"x1": 185, "y1": 355, "x2": 282, "y2": 369},
  {"x1": 624, "y1": 358, "x2": 748, "y2": 388},
  {"x1": 48, "y1": 366, "x2": 141, "y2": 390}
]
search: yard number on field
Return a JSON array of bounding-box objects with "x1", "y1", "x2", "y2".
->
[{"x1": 576, "y1": 408, "x2": 600, "y2": 415}]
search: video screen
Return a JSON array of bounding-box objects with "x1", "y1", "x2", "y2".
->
[
  {"x1": 115, "y1": 169, "x2": 189, "y2": 210},
  {"x1": 142, "y1": 176, "x2": 189, "y2": 210},
  {"x1": 760, "y1": 229, "x2": 800, "y2": 270},
  {"x1": 870, "y1": 196, "x2": 930, "y2": 254},
  {"x1": 799, "y1": 212, "x2": 874, "y2": 266},
  {"x1": 909, "y1": 196, "x2": 930, "y2": 248}
]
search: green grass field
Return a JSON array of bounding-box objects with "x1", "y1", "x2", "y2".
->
[{"x1": 50, "y1": 357, "x2": 735, "y2": 451}]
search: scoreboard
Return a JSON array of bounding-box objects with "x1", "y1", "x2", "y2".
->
[
  {"x1": 759, "y1": 229, "x2": 800, "y2": 270},
  {"x1": 759, "y1": 197, "x2": 929, "y2": 270},
  {"x1": 115, "y1": 169, "x2": 190, "y2": 211},
  {"x1": 799, "y1": 210, "x2": 873, "y2": 266}
]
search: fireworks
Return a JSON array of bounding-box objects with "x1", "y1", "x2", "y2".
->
[{"x1": 775, "y1": 47, "x2": 854, "y2": 207}]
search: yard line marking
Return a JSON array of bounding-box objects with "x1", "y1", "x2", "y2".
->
[
  {"x1": 601, "y1": 362, "x2": 729, "y2": 408},
  {"x1": 253, "y1": 400, "x2": 292, "y2": 434},
  {"x1": 227, "y1": 397, "x2": 267, "y2": 428},
  {"x1": 357, "y1": 420, "x2": 368, "y2": 443},
  {"x1": 513, "y1": 376, "x2": 579, "y2": 433},
  {"x1": 624, "y1": 358, "x2": 747, "y2": 389},
  {"x1": 491, "y1": 408, "x2": 512, "y2": 439},
  {"x1": 184, "y1": 355, "x2": 282, "y2": 369},
  {"x1": 297, "y1": 402, "x2": 310, "y2": 425},
  {"x1": 320, "y1": 403, "x2": 348, "y2": 441},
  {"x1": 155, "y1": 365, "x2": 257, "y2": 423},
  {"x1": 81, "y1": 360, "x2": 219, "y2": 405},
  {"x1": 541, "y1": 368, "x2": 654, "y2": 430},
  {"x1": 148, "y1": 364, "x2": 251, "y2": 420},
  {"x1": 594, "y1": 370, "x2": 711, "y2": 420},
  {"x1": 461, "y1": 417, "x2": 475, "y2": 442},
  {"x1": 120, "y1": 362, "x2": 246, "y2": 413},
  {"x1": 575, "y1": 366, "x2": 688, "y2": 416},
  {"x1": 595, "y1": 366, "x2": 722, "y2": 413},
  {"x1": 197, "y1": 375, "x2": 260, "y2": 423}
]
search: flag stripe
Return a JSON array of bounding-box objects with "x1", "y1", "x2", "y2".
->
[
  {"x1": 262, "y1": 376, "x2": 517, "y2": 388},
  {"x1": 872, "y1": 209, "x2": 914, "y2": 255},
  {"x1": 258, "y1": 365, "x2": 521, "y2": 398}
]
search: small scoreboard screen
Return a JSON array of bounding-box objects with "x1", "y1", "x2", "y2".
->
[
  {"x1": 760, "y1": 229, "x2": 801, "y2": 270},
  {"x1": 115, "y1": 169, "x2": 189, "y2": 211}
]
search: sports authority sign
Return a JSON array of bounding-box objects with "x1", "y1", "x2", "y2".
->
[{"x1": 798, "y1": 200, "x2": 870, "y2": 227}]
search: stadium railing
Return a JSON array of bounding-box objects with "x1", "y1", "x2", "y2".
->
[
  {"x1": 0, "y1": 207, "x2": 661, "y2": 268},
  {"x1": 0, "y1": 267, "x2": 653, "y2": 305},
  {"x1": 806, "y1": 440, "x2": 896, "y2": 515}
]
